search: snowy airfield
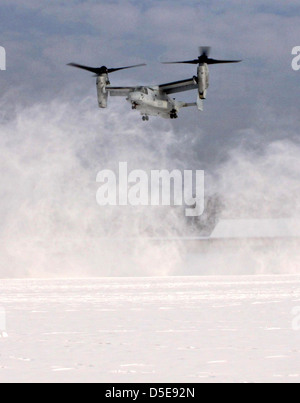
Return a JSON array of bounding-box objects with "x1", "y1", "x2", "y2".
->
[{"x1": 1, "y1": 275, "x2": 300, "y2": 383}]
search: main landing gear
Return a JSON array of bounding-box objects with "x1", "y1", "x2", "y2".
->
[
  {"x1": 142, "y1": 115, "x2": 149, "y2": 121},
  {"x1": 170, "y1": 110, "x2": 178, "y2": 119}
]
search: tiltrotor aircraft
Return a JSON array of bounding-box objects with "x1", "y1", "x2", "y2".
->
[{"x1": 68, "y1": 47, "x2": 241, "y2": 121}]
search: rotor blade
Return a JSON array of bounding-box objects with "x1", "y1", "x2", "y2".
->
[
  {"x1": 207, "y1": 59, "x2": 242, "y2": 65},
  {"x1": 162, "y1": 46, "x2": 241, "y2": 67},
  {"x1": 199, "y1": 46, "x2": 211, "y2": 57},
  {"x1": 67, "y1": 63, "x2": 104, "y2": 75},
  {"x1": 68, "y1": 63, "x2": 146, "y2": 76},
  {"x1": 108, "y1": 64, "x2": 146, "y2": 73},
  {"x1": 162, "y1": 59, "x2": 199, "y2": 65}
]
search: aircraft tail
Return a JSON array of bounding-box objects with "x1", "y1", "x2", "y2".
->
[
  {"x1": 177, "y1": 96, "x2": 204, "y2": 112},
  {"x1": 197, "y1": 95, "x2": 204, "y2": 111}
]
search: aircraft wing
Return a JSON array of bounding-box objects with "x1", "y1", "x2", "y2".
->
[
  {"x1": 106, "y1": 87, "x2": 135, "y2": 97},
  {"x1": 159, "y1": 78, "x2": 198, "y2": 95}
]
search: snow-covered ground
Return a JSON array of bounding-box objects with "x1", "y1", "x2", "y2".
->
[{"x1": 0, "y1": 275, "x2": 300, "y2": 383}]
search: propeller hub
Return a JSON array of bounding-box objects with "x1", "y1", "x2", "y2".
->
[
  {"x1": 99, "y1": 66, "x2": 108, "y2": 74},
  {"x1": 198, "y1": 55, "x2": 209, "y2": 64}
]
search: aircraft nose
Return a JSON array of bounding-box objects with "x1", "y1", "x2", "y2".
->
[
  {"x1": 130, "y1": 93, "x2": 138, "y2": 101},
  {"x1": 129, "y1": 93, "x2": 141, "y2": 104}
]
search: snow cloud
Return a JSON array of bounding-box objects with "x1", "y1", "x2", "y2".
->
[{"x1": 0, "y1": 97, "x2": 299, "y2": 277}]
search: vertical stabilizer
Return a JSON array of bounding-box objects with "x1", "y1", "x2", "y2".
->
[{"x1": 197, "y1": 95, "x2": 204, "y2": 111}]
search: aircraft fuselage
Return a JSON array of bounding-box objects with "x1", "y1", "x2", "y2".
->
[{"x1": 127, "y1": 87, "x2": 177, "y2": 119}]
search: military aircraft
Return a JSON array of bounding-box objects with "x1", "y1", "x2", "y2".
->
[{"x1": 68, "y1": 47, "x2": 241, "y2": 121}]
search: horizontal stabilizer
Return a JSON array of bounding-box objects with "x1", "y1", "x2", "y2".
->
[{"x1": 178, "y1": 102, "x2": 197, "y2": 109}]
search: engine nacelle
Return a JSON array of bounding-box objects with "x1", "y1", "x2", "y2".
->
[
  {"x1": 96, "y1": 74, "x2": 109, "y2": 108},
  {"x1": 197, "y1": 64, "x2": 209, "y2": 99}
]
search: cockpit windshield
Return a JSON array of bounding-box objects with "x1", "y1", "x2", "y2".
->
[{"x1": 138, "y1": 87, "x2": 148, "y2": 95}]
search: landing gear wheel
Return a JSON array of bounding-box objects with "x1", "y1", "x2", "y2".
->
[
  {"x1": 170, "y1": 109, "x2": 178, "y2": 119},
  {"x1": 142, "y1": 116, "x2": 149, "y2": 122}
]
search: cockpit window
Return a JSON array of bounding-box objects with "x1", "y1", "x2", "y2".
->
[{"x1": 140, "y1": 87, "x2": 148, "y2": 95}]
